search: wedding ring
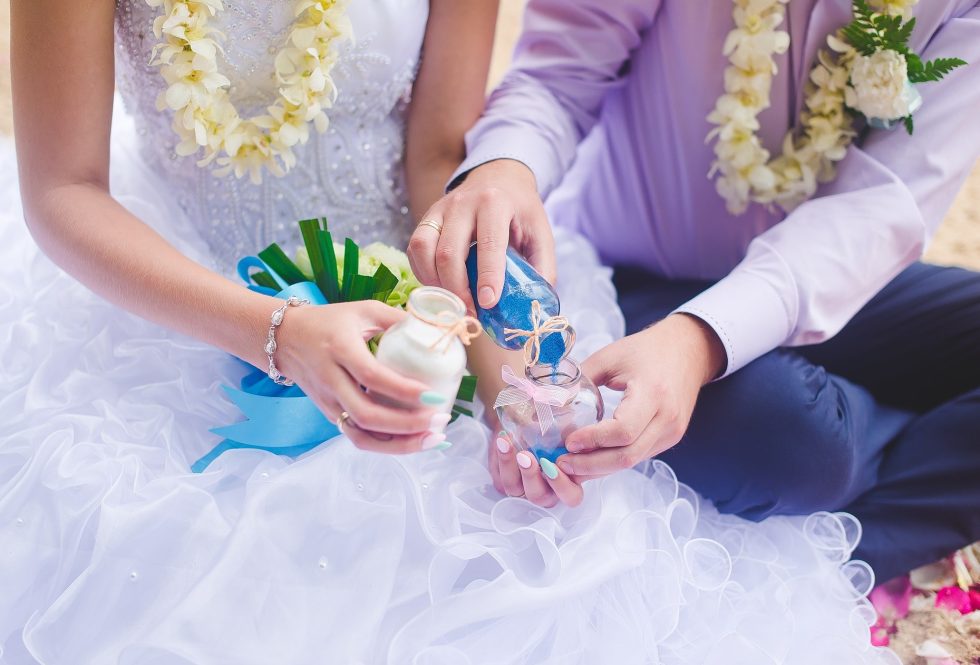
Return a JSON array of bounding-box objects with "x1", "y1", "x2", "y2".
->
[
  {"x1": 418, "y1": 219, "x2": 443, "y2": 234},
  {"x1": 337, "y1": 411, "x2": 352, "y2": 434}
]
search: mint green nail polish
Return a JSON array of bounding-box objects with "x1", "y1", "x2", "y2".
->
[
  {"x1": 435, "y1": 441, "x2": 453, "y2": 451},
  {"x1": 420, "y1": 391, "x2": 448, "y2": 406},
  {"x1": 540, "y1": 458, "x2": 559, "y2": 480}
]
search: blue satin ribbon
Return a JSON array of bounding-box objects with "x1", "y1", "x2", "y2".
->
[{"x1": 191, "y1": 256, "x2": 340, "y2": 473}]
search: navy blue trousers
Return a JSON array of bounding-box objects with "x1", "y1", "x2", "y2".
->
[{"x1": 615, "y1": 262, "x2": 980, "y2": 583}]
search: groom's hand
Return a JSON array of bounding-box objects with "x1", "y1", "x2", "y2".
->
[
  {"x1": 407, "y1": 159, "x2": 556, "y2": 310},
  {"x1": 557, "y1": 315, "x2": 726, "y2": 477}
]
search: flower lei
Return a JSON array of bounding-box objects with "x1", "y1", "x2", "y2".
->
[
  {"x1": 146, "y1": 0, "x2": 352, "y2": 184},
  {"x1": 707, "y1": 0, "x2": 965, "y2": 215}
]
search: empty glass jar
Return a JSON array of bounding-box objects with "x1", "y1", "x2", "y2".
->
[{"x1": 495, "y1": 358, "x2": 604, "y2": 463}]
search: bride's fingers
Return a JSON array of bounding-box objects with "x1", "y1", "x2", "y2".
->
[
  {"x1": 329, "y1": 370, "x2": 436, "y2": 435},
  {"x1": 342, "y1": 338, "x2": 441, "y2": 408},
  {"x1": 488, "y1": 438, "x2": 505, "y2": 494},
  {"x1": 538, "y1": 457, "x2": 584, "y2": 508},
  {"x1": 343, "y1": 421, "x2": 447, "y2": 455},
  {"x1": 494, "y1": 433, "x2": 526, "y2": 497},
  {"x1": 515, "y1": 451, "x2": 558, "y2": 508}
]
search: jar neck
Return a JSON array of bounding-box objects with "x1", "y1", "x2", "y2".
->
[
  {"x1": 525, "y1": 358, "x2": 582, "y2": 390},
  {"x1": 407, "y1": 287, "x2": 467, "y2": 327}
]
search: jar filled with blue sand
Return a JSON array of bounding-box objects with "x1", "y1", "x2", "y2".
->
[
  {"x1": 465, "y1": 244, "x2": 572, "y2": 367},
  {"x1": 495, "y1": 359, "x2": 604, "y2": 463}
]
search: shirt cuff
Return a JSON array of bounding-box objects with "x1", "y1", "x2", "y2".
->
[
  {"x1": 448, "y1": 127, "x2": 562, "y2": 195},
  {"x1": 673, "y1": 266, "x2": 795, "y2": 378}
]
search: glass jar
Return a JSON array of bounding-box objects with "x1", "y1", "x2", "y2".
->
[
  {"x1": 465, "y1": 243, "x2": 572, "y2": 366},
  {"x1": 375, "y1": 287, "x2": 468, "y2": 417},
  {"x1": 495, "y1": 358, "x2": 604, "y2": 463}
]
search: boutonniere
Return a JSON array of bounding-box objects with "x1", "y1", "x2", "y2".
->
[
  {"x1": 707, "y1": 0, "x2": 968, "y2": 215},
  {"x1": 839, "y1": 0, "x2": 966, "y2": 133}
]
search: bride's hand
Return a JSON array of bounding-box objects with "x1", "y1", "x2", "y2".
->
[
  {"x1": 276, "y1": 300, "x2": 450, "y2": 454},
  {"x1": 407, "y1": 159, "x2": 556, "y2": 311},
  {"x1": 489, "y1": 431, "x2": 587, "y2": 508}
]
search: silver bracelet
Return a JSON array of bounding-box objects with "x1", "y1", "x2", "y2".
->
[{"x1": 265, "y1": 296, "x2": 309, "y2": 386}]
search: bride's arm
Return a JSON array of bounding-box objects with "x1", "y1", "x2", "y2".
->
[
  {"x1": 12, "y1": 0, "x2": 442, "y2": 451},
  {"x1": 404, "y1": 0, "x2": 498, "y2": 222}
]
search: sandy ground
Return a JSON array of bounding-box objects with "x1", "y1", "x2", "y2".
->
[{"x1": 0, "y1": 0, "x2": 976, "y2": 270}]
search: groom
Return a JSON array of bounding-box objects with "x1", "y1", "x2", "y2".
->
[{"x1": 408, "y1": 0, "x2": 980, "y2": 582}]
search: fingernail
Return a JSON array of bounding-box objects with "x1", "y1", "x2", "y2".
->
[
  {"x1": 557, "y1": 460, "x2": 574, "y2": 475},
  {"x1": 435, "y1": 441, "x2": 453, "y2": 451},
  {"x1": 539, "y1": 458, "x2": 559, "y2": 480},
  {"x1": 429, "y1": 413, "x2": 452, "y2": 432},
  {"x1": 422, "y1": 432, "x2": 447, "y2": 450},
  {"x1": 478, "y1": 286, "x2": 495, "y2": 308},
  {"x1": 516, "y1": 451, "x2": 533, "y2": 469},
  {"x1": 495, "y1": 437, "x2": 510, "y2": 454},
  {"x1": 420, "y1": 391, "x2": 448, "y2": 406}
]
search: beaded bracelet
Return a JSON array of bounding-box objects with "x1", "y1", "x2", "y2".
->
[{"x1": 265, "y1": 296, "x2": 309, "y2": 386}]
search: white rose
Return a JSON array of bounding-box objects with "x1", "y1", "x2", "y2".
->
[{"x1": 845, "y1": 50, "x2": 912, "y2": 121}]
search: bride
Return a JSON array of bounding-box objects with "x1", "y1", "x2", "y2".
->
[{"x1": 1, "y1": 1, "x2": 897, "y2": 663}]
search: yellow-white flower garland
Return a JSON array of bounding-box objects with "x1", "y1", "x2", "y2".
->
[
  {"x1": 146, "y1": 0, "x2": 352, "y2": 184},
  {"x1": 707, "y1": 0, "x2": 918, "y2": 215}
]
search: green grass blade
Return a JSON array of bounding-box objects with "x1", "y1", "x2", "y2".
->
[
  {"x1": 258, "y1": 243, "x2": 308, "y2": 285},
  {"x1": 317, "y1": 230, "x2": 341, "y2": 302}
]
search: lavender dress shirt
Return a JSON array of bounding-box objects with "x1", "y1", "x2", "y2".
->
[{"x1": 455, "y1": 0, "x2": 980, "y2": 376}]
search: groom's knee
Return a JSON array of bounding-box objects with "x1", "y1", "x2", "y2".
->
[{"x1": 664, "y1": 350, "x2": 861, "y2": 519}]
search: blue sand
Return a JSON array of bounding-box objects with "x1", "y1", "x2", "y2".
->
[
  {"x1": 532, "y1": 445, "x2": 569, "y2": 464},
  {"x1": 466, "y1": 245, "x2": 567, "y2": 364}
]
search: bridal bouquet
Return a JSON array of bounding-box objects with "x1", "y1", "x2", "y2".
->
[{"x1": 192, "y1": 218, "x2": 476, "y2": 472}]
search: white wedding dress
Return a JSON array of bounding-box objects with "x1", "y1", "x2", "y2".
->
[{"x1": 0, "y1": 2, "x2": 900, "y2": 664}]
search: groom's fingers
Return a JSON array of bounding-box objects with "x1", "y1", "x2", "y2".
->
[
  {"x1": 558, "y1": 411, "x2": 670, "y2": 477},
  {"x1": 407, "y1": 211, "x2": 443, "y2": 288},
  {"x1": 565, "y1": 389, "x2": 654, "y2": 452},
  {"x1": 436, "y1": 206, "x2": 477, "y2": 311},
  {"x1": 522, "y1": 209, "x2": 557, "y2": 284},
  {"x1": 474, "y1": 204, "x2": 511, "y2": 309}
]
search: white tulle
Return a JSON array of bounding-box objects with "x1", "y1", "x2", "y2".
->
[
  {"x1": 0, "y1": 121, "x2": 899, "y2": 664},
  {"x1": 0, "y1": 2, "x2": 899, "y2": 658}
]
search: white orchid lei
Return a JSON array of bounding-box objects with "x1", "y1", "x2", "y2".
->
[
  {"x1": 146, "y1": 0, "x2": 352, "y2": 184},
  {"x1": 707, "y1": 0, "x2": 966, "y2": 215}
]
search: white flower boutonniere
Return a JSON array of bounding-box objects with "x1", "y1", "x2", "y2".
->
[
  {"x1": 839, "y1": 0, "x2": 965, "y2": 134},
  {"x1": 707, "y1": 0, "x2": 967, "y2": 216}
]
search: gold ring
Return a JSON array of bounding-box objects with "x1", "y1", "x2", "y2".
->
[
  {"x1": 337, "y1": 411, "x2": 352, "y2": 434},
  {"x1": 418, "y1": 219, "x2": 443, "y2": 234}
]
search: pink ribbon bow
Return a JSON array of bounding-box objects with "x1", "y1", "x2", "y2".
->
[{"x1": 493, "y1": 365, "x2": 574, "y2": 435}]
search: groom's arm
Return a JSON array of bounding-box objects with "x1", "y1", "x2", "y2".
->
[
  {"x1": 407, "y1": 0, "x2": 661, "y2": 307},
  {"x1": 450, "y1": 0, "x2": 662, "y2": 197},
  {"x1": 675, "y1": 3, "x2": 980, "y2": 378},
  {"x1": 560, "y1": 3, "x2": 980, "y2": 481}
]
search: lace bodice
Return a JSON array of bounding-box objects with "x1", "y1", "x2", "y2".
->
[{"x1": 114, "y1": 0, "x2": 429, "y2": 272}]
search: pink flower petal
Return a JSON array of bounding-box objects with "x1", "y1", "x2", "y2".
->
[
  {"x1": 870, "y1": 575, "x2": 912, "y2": 622},
  {"x1": 969, "y1": 589, "x2": 980, "y2": 612},
  {"x1": 935, "y1": 586, "x2": 972, "y2": 614}
]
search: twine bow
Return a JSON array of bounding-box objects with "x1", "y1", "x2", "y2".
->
[
  {"x1": 493, "y1": 365, "x2": 574, "y2": 435},
  {"x1": 408, "y1": 303, "x2": 482, "y2": 353},
  {"x1": 503, "y1": 300, "x2": 575, "y2": 366}
]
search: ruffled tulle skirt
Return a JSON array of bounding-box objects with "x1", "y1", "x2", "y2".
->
[{"x1": 0, "y1": 115, "x2": 900, "y2": 664}]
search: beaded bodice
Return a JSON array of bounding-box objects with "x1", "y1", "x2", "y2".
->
[{"x1": 114, "y1": 0, "x2": 428, "y2": 272}]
